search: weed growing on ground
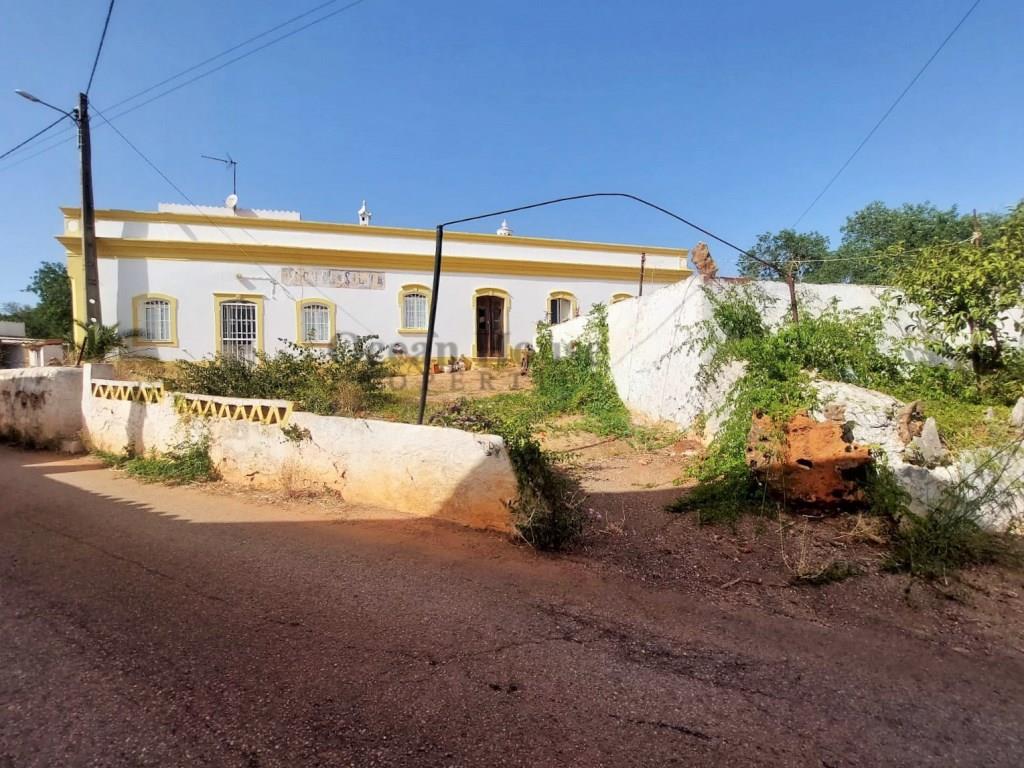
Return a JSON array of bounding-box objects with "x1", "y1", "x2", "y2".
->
[
  {"x1": 432, "y1": 397, "x2": 585, "y2": 550},
  {"x1": 533, "y1": 304, "x2": 632, "y2": 437},
  {"x1": 884, "y1": 443, "x2": 1024, "y2": 579},
  {"x1": 791, "y1": 559, "x2": 861, "y2": 586},
  {"x1": 94, "y1": 436, "x2": 217, "y2": 485}
]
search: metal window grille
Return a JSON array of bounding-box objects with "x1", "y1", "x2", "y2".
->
[
  {"x1": 550, "y1": 297, "x2": 571, "y2": 324},
  {"x1": 403, "y1": 293, "x2": 426, "y2": 329},
  {"x1": 221, "y1": 301, "x2": 258, "y2": 361},
  {"x1": 143, "y1": 299, "x2": 170, "y2": 341},
  {"x1": 302, "y1": 303, "x2": 330, "y2": 342}
]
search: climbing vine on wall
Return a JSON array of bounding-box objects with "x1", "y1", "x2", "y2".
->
[{"x1": 532, "y1": 303, "x2": 631, "y2": 436}]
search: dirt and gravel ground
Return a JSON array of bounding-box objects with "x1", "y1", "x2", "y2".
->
[{"x1": 2, "y1": 444, "x2": 1023, "y2": 767}]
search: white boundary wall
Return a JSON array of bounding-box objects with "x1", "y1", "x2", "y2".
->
[
  {"x1": 1, "y1": 365, "x2": 518, "y2": 532},
  {"x1": 79, "y1": 365, "x2": 517, "y2": 531},
  {"x1": 550, "y1": 276, "x2": 920, "y2": 430},
  {"x1": 0, "y1": 367, "x2": 83, "y2": 447}
]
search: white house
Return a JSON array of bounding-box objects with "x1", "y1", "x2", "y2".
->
[{"x1": 58, "y1": 202, "x2": 690, "y2": 364}]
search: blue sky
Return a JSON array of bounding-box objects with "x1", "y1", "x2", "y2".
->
[{"x1": 1, "y1": 0, "x2": 1020, "y2": 307}]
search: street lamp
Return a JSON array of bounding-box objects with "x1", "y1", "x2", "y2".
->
[
  {"x1": 416, "y1": 192, "x2": 773, "y2": 424},
  {"x1": 15, "y1": 89, "x2": 102, "y2": 330}
]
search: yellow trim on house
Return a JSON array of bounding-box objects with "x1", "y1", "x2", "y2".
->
[
  {"x1": 61, "y1": 207, "x2": 688, "y2": 259},
  {"x1": 294, "y1": 297, "x2": 336, "y2": 345},
  {"x1": 472, "y1": 287, "x2": 512, "y2": 360},
  {"x1": 397, "y1": 283, "x2": 432, "y2": 335},
  {"x1": 131, "y1": 292, "x2": 179, "y2": 347},
  {"x1": 66, "y1": 252, "x2": 87, "y2": 345},
  {"x1": 57, "y1": 236, "x2": 688, "y2": 284},
  {"x1": 546, "y1": 290, "x2": 579, "y2": 324},
  {"x1": 213, "y1": 292, "x2": 265, "y2": 356},
  {"x1": 610, "y1": 292, "x2": 633, "y2": 304}
]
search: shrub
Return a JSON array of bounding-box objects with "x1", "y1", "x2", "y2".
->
[
  {"x1": 533, "y1": 303, "x2": 632, "y2": 436},
  {"x1": 96, "y1": 436, "x2": 217, "y2": 485},
  {"x1": 432, "y1": 397, "x2": 584, "y2": 550},
  {"x1": 673, "y1": 287, "x2": 894, "y2": 522},
  {"x1": 169, "y1": 335, "x2": 392, "y2": 416}
]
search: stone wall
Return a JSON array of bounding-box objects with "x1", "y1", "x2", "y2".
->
[
  {"x1": 80, "y1": 365, "x2": 517, "y2": 532},
  {"x1": 0, "y1": 367, "x2": 83, "y2": 448}
]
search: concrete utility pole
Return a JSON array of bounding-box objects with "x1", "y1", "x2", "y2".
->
[
  {"x1": 78, "y1": 92, "x2": 102, "y2": 326},
  {"x1": 14, "y1": 89, "x2": 102, "y2": 329}
]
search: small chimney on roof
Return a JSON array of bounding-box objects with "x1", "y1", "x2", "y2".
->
[
  {"x1": 496, "y1": 219, "x2": 513, "y2": 236},
  {"x1": 358, "y1": 200, "x2": 372, "y2": 226}
]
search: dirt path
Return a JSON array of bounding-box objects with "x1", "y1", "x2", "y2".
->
[{"x1": 2, "y1": 446, "x2": 1023, "y2": 766}]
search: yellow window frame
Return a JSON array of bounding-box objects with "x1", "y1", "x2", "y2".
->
[
  {"x1": 295, "y1": 297, "x2": 337, "y2": 345},
  {"x1": 546, "y1": 290, "x2": 578, "y2": 324},
  {"x1": 213, "y1": 292, "x2": 265, "y2": 356},
  {"x1": 398, "y1": 283, "x2": 432, "y2": 335},
  {"x1": 131, "y1": 292, "x2": 179, "y2": 347}
]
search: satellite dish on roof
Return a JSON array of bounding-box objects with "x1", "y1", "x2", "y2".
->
[{"x1": 225, "y1": 193, "x2": 239, "y2": 210}]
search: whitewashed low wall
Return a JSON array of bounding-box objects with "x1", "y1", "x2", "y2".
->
[
  {"x1": 0, "y1": 367, "x2": 83, "y2": 447},
  {"x1": 550, "y1": 276, "x2": 930, "y2": 430},
  {"x1": 80, "y1": 365, "x2": 517, "y2": 532}
]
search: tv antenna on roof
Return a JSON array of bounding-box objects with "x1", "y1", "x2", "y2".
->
[{"x1": 202, "y1": 153, "x2": 238, "y2": 206}]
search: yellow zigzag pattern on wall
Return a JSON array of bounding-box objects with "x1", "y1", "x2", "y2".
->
[
  {"x1": 174, "y1": 394, "x2": 293, "y2": 426},
  {"x1": 91, "y1": 381, "x2": 165, "y2": 404}
]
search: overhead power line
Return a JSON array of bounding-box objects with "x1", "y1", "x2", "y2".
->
[
  {"x1": 86, "y1": 0, "x2": 117, "y2": 95},
  {"x1": 0, "y1": 115, "x2": 68, "y2": 162},
  {"x1": 792, "y1": 237, "x2": 973, "y2": 264},
  {"x1": 792, "y1": 0, "x2": 983, "y2": 227},
  {"x1": 0, "y1": 0, "x2": 369, "y2": 172},
  {"x1": 90, "y1": 104, "x2": 380, "y2": 334}
]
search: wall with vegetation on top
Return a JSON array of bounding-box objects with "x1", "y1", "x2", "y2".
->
[
  {"x1": 80, "y1": 365, "x2": 517, "y2": 532},
  {"x1": 549, "y1": 276, "x2": 918, "y2": 430}
]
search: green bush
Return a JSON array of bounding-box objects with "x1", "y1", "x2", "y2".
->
[
  {"x1": 533, "y1": 303, "x2": 632, "y2": 436},
  {"x1": 168, "y1": 335, "x2": 392, "y2": 416},
  {"x1": 674, "y1": 287, "x2": 891, "y2": 522},
  {"x1": 432, "y1": 396, "x2": 584, "y2": 550},
  {"x1": 96, "y1": 436, "x2": 217, "y2": 485}
]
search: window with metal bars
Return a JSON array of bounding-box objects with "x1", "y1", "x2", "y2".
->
[
  {"x1": 403, "y1": 293, "x2": 427, "y2": 330},
  {"x1": 301, "y1": 302, "x2": 330, "y2": 343},
  {"x1": 142, "y1": 299, "x2": 171, "y2": 341},
  {"x1": 220, "y1": 300, "x2": 258, "y2": 361}
]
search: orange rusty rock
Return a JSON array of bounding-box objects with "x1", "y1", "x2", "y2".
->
[{"x1": 746, "y1": 411, "x2": 872, "y2": 509}]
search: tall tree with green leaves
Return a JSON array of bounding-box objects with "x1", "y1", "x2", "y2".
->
[
  {"x1": 890, "y1": 203, "x2": 1024, "y2": 376},
  {"x1": 0, "y1": 262, "x2": 73, "y2": 339},
  {"x1": 739, "y1": 230, "x2": 833, "y2": 281},
  {"x1": 805, "y1": 202, "x2": 1005, "y2": 284}
]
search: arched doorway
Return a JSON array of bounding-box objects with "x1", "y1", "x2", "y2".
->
[{"x1": 474, "y1": 289, "x2": 508, "y2": 358}]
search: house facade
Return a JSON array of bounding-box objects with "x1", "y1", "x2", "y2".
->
[{"x1": 58, "y1": 203, "x2": 690, "y2": 364}]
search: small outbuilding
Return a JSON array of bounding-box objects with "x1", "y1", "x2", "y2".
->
[{"x1": 0, "y1": 321, "x2": 65, "y2": 368}]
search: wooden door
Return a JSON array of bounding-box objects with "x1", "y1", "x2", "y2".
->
[{"x1": 476, "y1": 296, "x2": 505, "y2": 357}]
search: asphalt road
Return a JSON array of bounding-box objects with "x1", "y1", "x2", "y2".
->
[{"x1": 1, "y1": 446, "x2": 1022, "y2": 767}]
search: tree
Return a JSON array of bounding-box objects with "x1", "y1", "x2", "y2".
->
[
  {"x1": 0, "y1": 263, "x2": 73, "y2": 339},
  {"x1": 739, "y1": 230, "x2": 832, "y2": 321},
  {"x1": 0, "y1": 302, "x2": 33, "y2": 327},
  {"x1": 890, "y1": 203, "x2": 1024, "y2": 376},
  {"x1": 739, "y1": 229, "x2": 832, "y2": 281},
  {"x1": 806, "y1": 202, "x2": 1005, "y2": 285}
]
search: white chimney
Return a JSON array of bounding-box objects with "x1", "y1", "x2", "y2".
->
[
  {"x1": 358, "y1": 200, "x2": 372, "y2": 226},
  {"x1": 496, "y1": 219, "x2": 513, "y2": 236}
]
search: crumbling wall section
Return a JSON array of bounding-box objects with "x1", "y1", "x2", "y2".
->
[{"x1": 0, "y1": 367, "x2": 83, "y2": 448}]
